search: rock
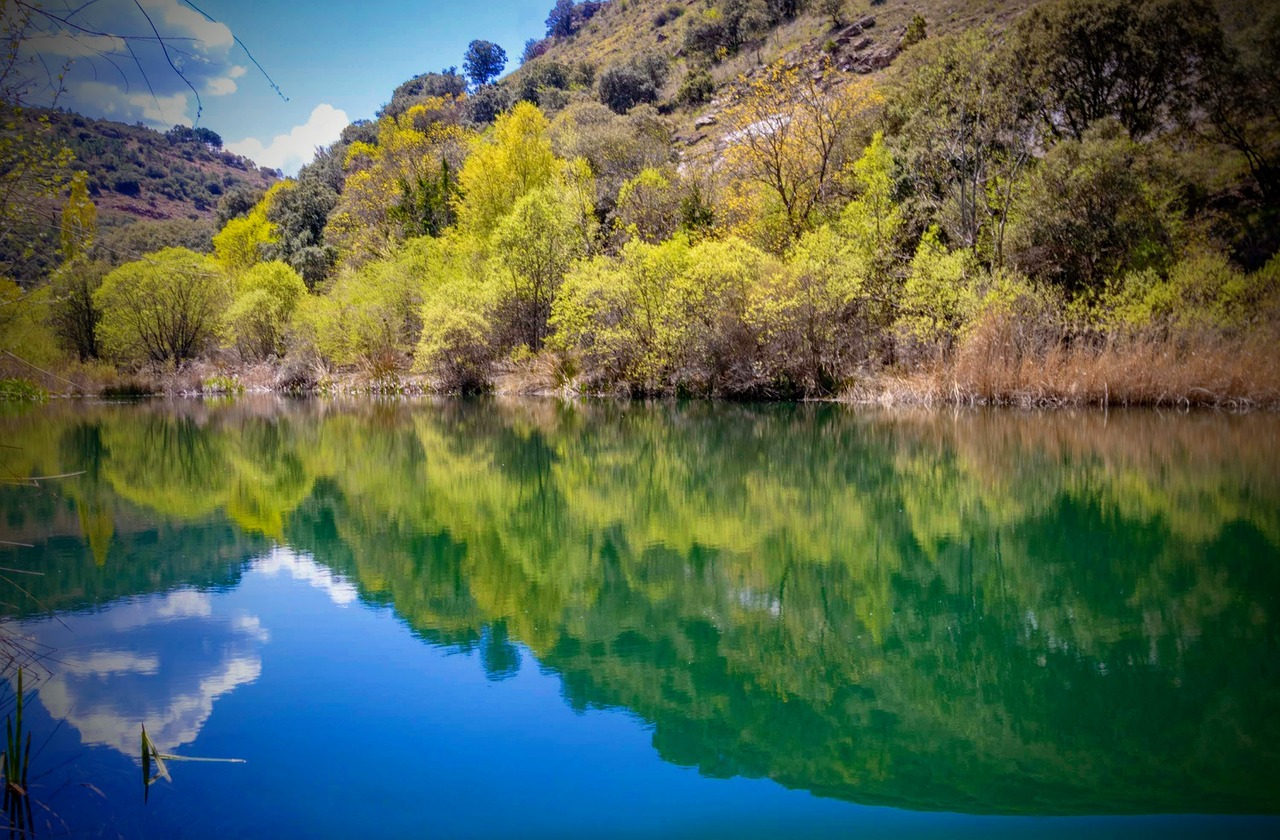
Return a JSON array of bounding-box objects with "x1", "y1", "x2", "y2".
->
[{"x1": 694, "y1": 114, "x2": 718, "y2": 128}]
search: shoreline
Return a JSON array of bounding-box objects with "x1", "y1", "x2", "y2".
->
[{"x1": 6, "y1": 361, "x2": 1277, "y2": 412}]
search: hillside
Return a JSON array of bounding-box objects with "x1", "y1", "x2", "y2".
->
[
  {"x1": 45, "y1": 110, "x2": 278, "y2": 225},
  {"x1": 0, "y1": 109, "x2": 276, "y2": 284},
  {"x1": 4, "y1": 0, "x2": 1277, "y2": 408},
  {"x1": 508, "y1": 0, "x2": 1039, "y2": 126}
]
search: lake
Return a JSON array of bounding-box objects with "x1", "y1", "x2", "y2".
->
[{"x1": 1, "y1": 397, "x2": 1278, "y2": 838}]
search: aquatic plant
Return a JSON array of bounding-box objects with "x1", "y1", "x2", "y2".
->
[
  {"x1": 2, "y1": 668, "x2": 33, "y2": 835},
  {"x1": 0, "y1": 379, "x2": 46, "y2": 403}
]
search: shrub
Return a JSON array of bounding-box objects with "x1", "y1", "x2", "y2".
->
[
  {"x1": 676, "y1": 69, "x2": 715, "y2": 108},
  {"x1": 598, "y1": 56, "x2": 668, "y2": 114},
  {"x1": 0, "y1": 378, "x2": 47, "y2": 402},
  {"x1": 95, "y1": 248, "x2": 232, "y2": 364},
  {"x1": 223, "y1": 261, "x2": 307, "y2": 360}
]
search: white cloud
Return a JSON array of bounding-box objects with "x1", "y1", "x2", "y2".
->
[
  {"x1": 254, "y1": 547, "x2": 359, "y2": 607},
  {"x1": 227, "y1": 104, "x2": 349, "y2": 175},
  {"x1": 207, "y1": 77, "x2": 237, "y2": 96},
  {"x1": 139, "y1": 0, "x2": 234, "y2": 51},
  {"x1": 14, "y1": 590, "x2": 266, "y2": 756}
]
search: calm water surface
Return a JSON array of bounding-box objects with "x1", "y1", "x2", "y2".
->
[{"x1": 1, "y1": 397, "x2": 1278, "y2": 838}]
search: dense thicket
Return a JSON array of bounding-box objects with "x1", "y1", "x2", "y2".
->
[{"x1": 5, "y1": 0, "x2": 1278, "y2": 404}]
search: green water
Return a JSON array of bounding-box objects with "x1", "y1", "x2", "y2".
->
[{"x1": 1, "y1": 398, "x2": 1278, "y2": 836}]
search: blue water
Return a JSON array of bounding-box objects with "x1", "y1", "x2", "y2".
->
[{"x1": 2, "y1": 398, "x2": 1279, "y2": 837}]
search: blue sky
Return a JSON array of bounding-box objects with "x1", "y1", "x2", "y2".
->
[{"x1": 21, "y1": 0, "x2": 555, "y2": 173}]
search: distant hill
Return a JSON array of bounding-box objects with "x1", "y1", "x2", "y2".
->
[
  {"x1": 1, "y1": 109, "x2": 277, "y2": 284},
  {"x1": 43, "y1": 110, "x2": 278, "y2": 225}
]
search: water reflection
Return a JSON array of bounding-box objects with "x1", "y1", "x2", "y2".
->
[
  {"x1": 19, "y1": 590, "x2": 266, "y2": 756},
  {"x1": 1, "y1": 398, "x2": 1278, "y2": 815}
]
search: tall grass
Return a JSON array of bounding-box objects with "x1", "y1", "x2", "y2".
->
[
  {"x1": 2, "y1": 668, "x2": 33, "y2": 836},
  {"x1": 853, "y1": 307, "x2": 1280, "y2": 409}
]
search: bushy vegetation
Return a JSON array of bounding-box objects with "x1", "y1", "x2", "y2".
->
[{"x1": 3, "y1": 0, "x2": 1279, "y2": 405}]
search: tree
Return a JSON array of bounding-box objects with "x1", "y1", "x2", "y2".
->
[
  {"x1": 464, "y1": 40, "x2": 508, "y2": 88},
  {"x1": 615, "y1": 169, "x2": 684, "y2": 244},
  {"x1": 263, "y1": 158, "x2": 340, "y2": 288},
  {"x1": 598, "y1": 56, "x2": 668, "y2": 114},
  {"x1": 381, "y1": 69, "x2": 468, "y2": 117},
  {"x1": 491, "y1": 185, "x2": 590, "y2": 350},
  {"x1": 325, "y1": 100, "x2": 471, "y2": 267},
  {"x1": 896, "y1": 226, "x2": 976, "y2": 350},
  {"x1": 213, "y1": 187, "x2": 280, "y2": 274},
  {"x1": 222, "y1": 261, "x2": 306, "y2": 360},
  {"x1": 47, "y1": 256, "x2": 107, "y2": 361},
  {"x1": 1195, "y1": 9, "x2": 1280, "y2": 203},
  {"x1": 550, "y1": 101, "x2": 674, "y2": 216},
  {"x1": 456, "y1": 102, "x2": 559, "y2": 240},
  {"x1": 1006, "y1": 120, "x2": 1180, "y2": 294},
  {"x1": 94, "y1": 248, "x2": 232, "y2": 364},
  {"x1": 819, "y1": 0, "x2": 844, "y2": 28},
  {"x1": 887, "y1": 28, "x2": 1036, "y2": 263},
  {"x1": 47, "y1": 173, "x2": 103, "y2": 361},
  {"x1": 60, "y1": 171, "x2": 96, "y2": 261},
  {"x1": 1015, "y1": 0, "x2": 1222, "y2": 141},
  {"x1": 546, "y1": 0, "x2": 576, "y2": 37},
  {"x1": 721, "y1": 60, "x2": 880, "y2": 248}
]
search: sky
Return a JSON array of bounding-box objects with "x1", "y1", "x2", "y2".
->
[{"x1": 17, "y1": 0, "x2": 555, "y2": 174}]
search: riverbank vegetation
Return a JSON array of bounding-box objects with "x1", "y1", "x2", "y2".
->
[{"x1": 3, "y1": 0, "x2": 1278, "y2": 406}]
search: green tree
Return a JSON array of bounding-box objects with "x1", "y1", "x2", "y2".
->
[
  {"x1": 896, "y1": 226, "x2": 977, "y2": 350},
  {"x1": 615, "y1": 168, "x2": 684, "y2": 244},
  {"x1": 213, "y1": 184, "x2": 289, "y2": 275},
  {"x1": 223, "y1": 261, "x2": 307, "y2": 360},
  {"x1": 1195, "y1": 9, "x2": 1280, "y2": 203},
  {"x1": 546, "y1": 0, "x2": 576, "y2": 37},
  {"x1": 491, "y1": 184, "x2": 591, "y2": 351},
  {"x1": 552, "y1": 237, "x2": 692, "y2": 390},
  {"x1": 326, "y1": 100, "x2": 471, "y2": 267},
  {"x1": 1015, "y1": 0, "x2": 1222, "y2": 141},
  {"x1": 94, "y1": 248, "x2": 232, "y2": 364},
  {"x1": 464, "y1": 40, "x2": 508, "y2": 88},
  {"x1": 47, "y1": 256, "x2": 107, "y2": 361},
  {"x1": 1006, "y1": 120, "x2": 1180, "y2": 294},
  {"x1": 598, "y1": 56, "x2": 667, "y2": 115},
  {"x1": 887, "y1": 28, "x2": 1035, "y2": 263}
]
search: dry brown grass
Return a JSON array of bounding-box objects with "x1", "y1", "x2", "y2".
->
[
  {"x1": 492, "y1": 352, "x2": 567, "y2": 395},
  {"x1": 848, "y1": 313, "x2": 1280, "y2": 410}
]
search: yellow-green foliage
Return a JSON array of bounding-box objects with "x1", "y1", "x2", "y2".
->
[
  {"x1": 223, "y1": 261, "x2": 307, "y2": 360},
  {"x1": 0, "y1": 279, "x2": 63, "y2": 368},
  {"x1": 94, "y1": 248, "x2": 232, "y2": 364},
  {"x1": 414, "y1": 232, "x2": 498, "y2": 389},
  {"x1": 60, "y1": 171, "x2": 97, "y2": 261},
  {"x1": 491, "y1": 182, "x2": 594, "y2": 351},
  {"x1": 456, "y1": 102, "x2": 560, "y2": 240},
  {"x1": 325, "y1": 99, "x2": 471, "y2": 267},
  {"x1": 897, "y1": 227, "x2": 977, "y2": 346},
  {"x1": 1102, "y1": 251, "x2": 1279, "y2": 335},
  {"x1": 552, "y1": 236, "x2": 692, "y2": 387},
  {"x1": 213, "y1": 183, "x2": 289, "y2": 274},
  {"x1": 615, "y1": 167, "x2": 682, "y2": 243},
  {"x1": 553, "y1": 235, "x2": 775, "y2": 393},
  {"x1": 296, "y1": 237, "x2": 443, "y2": 367}
]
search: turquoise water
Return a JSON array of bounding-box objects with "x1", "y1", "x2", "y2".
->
[{"x1": 1, "y1": 398, "x2": 1278, "y2": 837}]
